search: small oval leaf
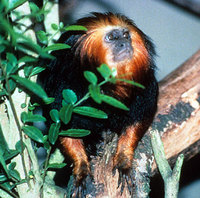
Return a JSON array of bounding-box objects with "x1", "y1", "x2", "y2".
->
[
  {"x1": 36, "y1": 30, "x2": 48, "y2": 44},
  {"x1": 18, "y1": 56, "x2": 37, "y2": 63},
  {"x1": 11, "y1": 75, "x2": 49, "y2": 103},
  {"x1": 47, "y1": 163, "x2": 66, "y2": 169},
  {"x1": 97, "y1": 64, "x2": 111, "y2": 79},
  {"x1": 73, "y1": 106, "x2": 107, "y2": 119},
  {"x1": 84, "y1": 71, "x2": 97, "y2": 85},
  {"x1": 89, "y1": 84, "x2": 102, "y2": 104},
  {"x1": 63, "y1": 25, "x2": 87, "y2": 31},
  {"x1": 51, "y1": 23, "x2": 58, "y2": 30},
  {"x1": 22, "y1": 126, "x2": 44, "y2": 143},
  {"x1": 44, "y1": 43, "x2": 70, "y2": 52},
  {"x1": 117, "y1": 79, "x2": 145, "y2": 89},
  {"x1": 59, "y1": 104, "x2": 73, "y2": 124},
  {"x1": 62, "y1": 89, "x2": 77, "y2": 104},
  {"x1": 48, "y1": 123, "x2": 60, "y2": 145},
  {"x1": 50, "y1": 109, "x2": 60, "y2": 123},
  {"x1": 100, "y1": 95, "x2": 129, "y2": 111},
  {"x1": 21, "y1": 112, "x2": 46, "y2": 123},
  {"x1": 30, "y1": 67, "x2": 46, "y2": 77},
  {"x1": 59, "y1": 129, "x2": 91, "y2": 137}
]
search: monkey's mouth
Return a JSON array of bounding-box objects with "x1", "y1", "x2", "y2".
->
[{"x1": 114, "y1": 49, "x2": 133, "y2": 62}]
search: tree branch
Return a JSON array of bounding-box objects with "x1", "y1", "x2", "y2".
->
[{"x1": 75, "y1": 50, "x2": 200, "y2": 197}]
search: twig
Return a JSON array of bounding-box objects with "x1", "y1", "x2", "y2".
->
[
  {"x1": 0, "y1": 63, "x2": 30, "y2": 188},
  {"x1": 0, "y1": 184, "x2": 19, "y2": 198},
  {"x1": 150, "y1": 129, "x2": 184, "y2": 198}
]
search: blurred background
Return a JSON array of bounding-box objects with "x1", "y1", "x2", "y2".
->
[{"x1": 58, "y1": 0, "x2": 200, "y2": 197}]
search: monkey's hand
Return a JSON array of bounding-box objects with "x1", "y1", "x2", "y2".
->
[
  {"x1": 60, "y1": 137, "x2": 91, "y2": 197},
  {"x1": 72, "y1": 160, "x2": 91, "y2": 198},
  {"x1": 112, "y1": 124, "x2": 145, "y2": 195},
  {"x1": 113, "y1": 146, "x2": 134, "y2": 195}
]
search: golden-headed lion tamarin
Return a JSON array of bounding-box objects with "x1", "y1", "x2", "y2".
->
[{"x1": 39, "y1": 12, "x2": 158, "y2": 197}]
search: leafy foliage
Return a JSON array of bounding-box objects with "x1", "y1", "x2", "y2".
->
[{"x1": 0, "y1": 1, "x2": 144, "y2": 197}]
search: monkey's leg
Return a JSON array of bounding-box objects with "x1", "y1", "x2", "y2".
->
[
  {"x1": 60, "y1": 137, "x2": 90, "y2": 187},
  {"x1": 113, "y1": 122, "x2": 148, "y2": 194}
]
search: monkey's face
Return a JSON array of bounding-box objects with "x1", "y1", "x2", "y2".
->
[{"x1": 104, "y1": 28, "x2": 133, "y2": 63}]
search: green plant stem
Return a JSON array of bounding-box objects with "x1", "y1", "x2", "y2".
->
[
  {"x1": 40, "y1": 146, "x2": 52, "y2": 198},
  {"x1": 47, "y1": 29, "x2": 60, "y2": 45},
  {"x1": 74, "y1": 80, "x2": 108, "y2": 107},
  {"x1": 6, "y1": 79, "x2": 31, "y2": 188},
  {"x1": 150, "y1": 129, "x2": 184, "y2": 198},
  {"x1": 0, "y1": 63, "x2": 31, "y2": 188},
  {"x1": 24, "y1": 138, "x2": 42, "y2": 185},
  {"x1": 0, "y1": 184, "x2": 19, "y2": 198},
  {"x1": 74, "y1": 93, "x2": 90, "y2": 107}
]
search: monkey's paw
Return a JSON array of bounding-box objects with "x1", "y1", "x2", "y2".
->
[
  {"x1": 113, "y1": 154, "x2": 134, "y2": 195},
  {"x1": 71, "y1": 161, "x2": 92, "y2": 198},
  {"x1": 71, "y1": 175, "x2": 93, "y2": 198}
]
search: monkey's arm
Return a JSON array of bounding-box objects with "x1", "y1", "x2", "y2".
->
[{"x1": 113, "y1": 77, "x2": 158, "y2": 193}]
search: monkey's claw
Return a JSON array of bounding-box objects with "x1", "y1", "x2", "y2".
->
[
  {"x1": 113, "y1": 166, "x2": 134, "y2": 195},
  {"x1": 71, "y1": 175, "x2": 93, "y2": 198}
]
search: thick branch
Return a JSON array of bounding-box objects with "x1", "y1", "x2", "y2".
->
[
  {"x1": 79, "y1": 50, "x2": 200, "y2": 197},
  {"x1": 151, "y1": 49, "x2": 200, "y2": 171}
]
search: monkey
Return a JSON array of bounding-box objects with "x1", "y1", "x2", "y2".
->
[{"x1": 38, "y1": 12, "x2": 158, "y2": 197}]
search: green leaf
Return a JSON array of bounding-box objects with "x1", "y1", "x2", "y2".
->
[
  {"x1": 16, "y1": 37, "x2": 54, "y2": 59},
  {"x1": 44, "y1": 43, "x2": 70, "y2": 52},
  {"x1": 63, "y1": 25, "x2": 87, "y2": 32},
  {"x1": 60, "y1": 129, "x2": 91, "y2": 137},
  {"x1": 59, "y1": 22, "x2": 64, "y2": 29},
  {"x1": 15, "y1": 141, "x2": 25, "y2": 153},
  {"x1": 73, "y1": 106, "x2": 107, "y2": 119},
  {"x1": 21, "y1": 112, "x2": 46, "y2": 123},
  {"x1": 29, "y1": 2, "x2": 39, "y2": 13},
  {"x1": 9, "y1": 169, "x2": 21, "y2": 181},
  {"x1": 47, "y1": 163, "x2": 66, "y2": 169},
  {"x1": 0, "y1": 125, "x2": 9, "y2": 152},
  {"x1": 8, "y1": 162, "x2": 16, "y2": 170},
  {"x1": 43, "y1": 97, "x2": 55, "y2": 104},
  {"x1": 30, "y1": 67, "x2": 45, "y2": 77},
  {"x1": 0, "y1": 45, "x2": 5, "y2": 53},
  {"x1": 100, "y1": 95, "x2": 129, "y2": 111},
  {"x1": 59, "y1": 104, "x2": 73, "y2": 125},
  {"x1": 18, "y1": 56, "x2": 37, "y2": 63},
  {"x1": 117, "y1": 79, "x2": 145, "y2": 89},
  {"x1": 36, "y1": 30, "x2": 48, "y2": 44},
  {"x1": 0, "y1": 174, "x2": 7, "y2": 182},
  {"x1": 43, "y1": 135, "x2": 50, "y2": 150},
  {"x1": 5, "y1": 79, "x2": 16, "y2": 92},
  {"x1": 89, "y1": 84, "x2": 102, "y2": 104},
  {"x1": 97, "y1": 64, "x2": 111, "y2": 79},
  {"x1": 84, "y1": 71, "x2": 97, "y2": 85},
  {"x1": 22, "y1": 126, "x2": 44, "y2": 143},
  {"x1": 5, "y1": 62, "x2": 18, "y2": 75},
  {"x1": 4, "y1": 149, "x2": 19, "y2": 161},
  {"x1": 10, "y1": 75, "x2": 50, "y2": 103},
  {"x1": 6, "y1": 53, "x2": 18, "y2": 75},
  {"x1": 51, "y1": 23, "x2": 58, "y2": 30},
  {"x1": 6, "y1": 53, "x2": 17, "y2": 67},
  {"x1": 50, "y1": 109, "x2": 60, "y2": 123},
  {"x1": 0, "y1": 147, "x2": 9, "y2": 177},
  {"x1": 48, "y1": 123, "x2": 60, "y2": 145},
  {"x1": 8, "y1": 0, "x2": 28, "y2": 11},
  {"x1": 24, "y1": 66, "x2": 33, "y2": 78},
  {"x1": 62, "y1": 89, "x2": 77, "y2": 104}
]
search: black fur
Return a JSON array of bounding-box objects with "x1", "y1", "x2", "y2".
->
[{"x1": 38, "y1": 13, "x2": 158, "y2": 154}]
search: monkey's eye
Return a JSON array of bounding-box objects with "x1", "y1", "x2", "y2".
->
[
  {"x1": 106, "y1": 33, "x2": 114, "y2": 41},
  {"x1": 123, "y1": 31, "x2": 130, "y2": 39}
]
